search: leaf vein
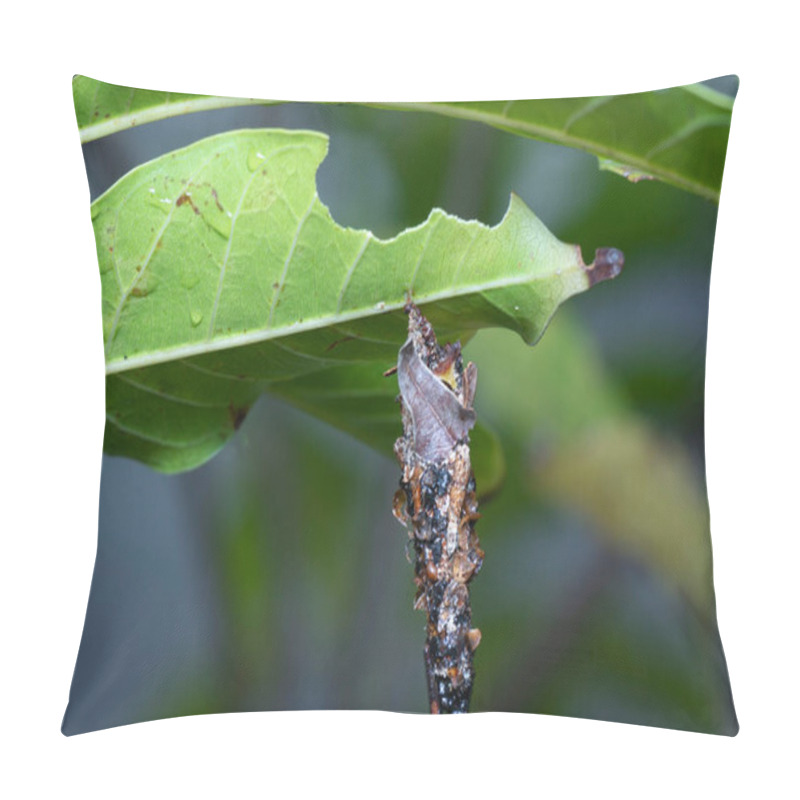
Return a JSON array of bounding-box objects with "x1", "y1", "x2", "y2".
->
[
  {"x1": 106, "y1": 413, "x2": 221, "y2": 447},
  {"x1": 114, "y1": 373, "x2": 230, "y2": 409},
  {"x1": 269, "y1": 337, "x2": 341, "y2": 365},
  {"x1": 207, "y1": 172, "x2": 256, "y2": 339},
  {"x1": 451, "y1": 227, "x2": 480, "y2": 285},
  {"x1": 336, "y1": 233, "x2": 372, "y2": 313},
  {"x1": 207, "y1": 141, "x2": 313, "y2": 338},
  {"x1": 179, "y1": 358, "x2": 263, "y2": 383},
  {"x1": 408, "y1": 218, "x2": 439, "y2": 295},
  {"x1": 563, "y1": 96, "x2": 615, "y2": 133},
  {"x1": 644, "y1": 115, "x2": 729, "y2": 160},
  {"x1": 331, "y1": 324, "x2": 397, "y2": 347},
  {"x1": 268, "y1": 194, "x2": 318, "y2": 326},
  {"x1": 105, "y1": 153, "x2": 219, "y2": 353}
]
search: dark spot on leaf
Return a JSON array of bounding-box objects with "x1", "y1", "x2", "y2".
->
[
  {"x1": 131, "y1": 287, "x2": 147, "y2": 297},
  {"x1": 176, "y1": 193, "x2": 200, "y2": 215},
  {"x1": 210, "y1": 188, "x2": 225, "y2": 212}
]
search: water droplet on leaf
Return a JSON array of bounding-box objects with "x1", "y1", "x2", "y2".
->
[
  {"x1": 146, "y1": 192, "x2": 173, "y2": 214},
  {"x1": 181, "y1": 269, "x2": 201, "y2": 290},
  {"x1": 247, "y1": 148, "x2": 267, "y2": 171}
]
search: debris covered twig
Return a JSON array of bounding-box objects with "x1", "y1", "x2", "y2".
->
[{"x1": 392, "y1": 303, "x2": 484, "y2": 714}]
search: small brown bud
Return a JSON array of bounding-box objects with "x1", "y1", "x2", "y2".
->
[{"x1": 467, "y1": 628, "x2": 482, "y2": 651}]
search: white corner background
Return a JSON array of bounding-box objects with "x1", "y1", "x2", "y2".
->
[{"x1": 3, "y1": 2, "x2": 797, "y2": 798}]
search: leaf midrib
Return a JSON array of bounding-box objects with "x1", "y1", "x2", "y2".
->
[
  {"x1": 79, "y1": 96, "x2": 268, "y2": 143},
  {"x1": 105, "y1": 267, "x2": 567, "y2": 375},
  {"x1": 374, "y1": 101, "x2": 727, "y2": 201}
]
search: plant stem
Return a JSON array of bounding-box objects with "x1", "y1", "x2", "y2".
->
[{"x1": 392, "y1": 304, "x2": 483, "y2": 713}]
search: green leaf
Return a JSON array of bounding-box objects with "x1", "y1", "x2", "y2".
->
[
  {"x1": 94, "y1": 128, "x2": 618, "y2": 490},
  {"x1": 75, "y1": 76, "x2": 734, "y2": 201},
  {"x1": 73, "y1": 75, "x2": 269, "y2": 143},
  {"x1": 381, "y1": 83, "x2": 734, "y2": 202}
]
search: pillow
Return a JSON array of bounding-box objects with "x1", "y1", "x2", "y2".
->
[{"x1": 64, "y1": 75, "x2": 738, "y2": 735}]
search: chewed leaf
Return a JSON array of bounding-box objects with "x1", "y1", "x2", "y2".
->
[{"x1": 93, "y1": 128, "x2": 622, "y2": 485}]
